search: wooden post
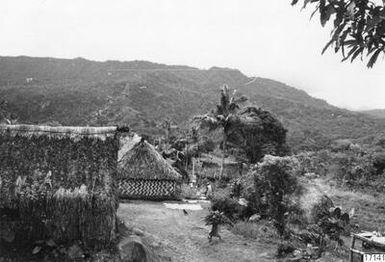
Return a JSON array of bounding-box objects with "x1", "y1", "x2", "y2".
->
[{"x1": 350, "y1": 235, "x2": 356, "y2": 262}]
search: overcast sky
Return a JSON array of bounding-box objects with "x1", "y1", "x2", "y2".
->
[{"x1": 1, "y1": 0, "x2": 384, "y2": 110}]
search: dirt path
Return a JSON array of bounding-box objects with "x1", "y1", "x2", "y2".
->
[{"x1": 118, "y1": 201, "x2": 278, "y2": 262}]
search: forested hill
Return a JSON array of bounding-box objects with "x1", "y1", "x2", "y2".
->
[{"x1": 1, "y1": 55, "x2": 384, "y2": 150}]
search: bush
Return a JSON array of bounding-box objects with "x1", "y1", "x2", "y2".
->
[
  {"x1": 180, "y1": 184, "x2": 199, "y2": 199},
  {"x1": 243, "y1": 155, "x2": 302, "y2": 236},
  {"x1": 373, "y1": 152, "x2": 385, "y2": 175},
  {"x1": 210, "y1": 189, "x2": 244, "y2": 221}
]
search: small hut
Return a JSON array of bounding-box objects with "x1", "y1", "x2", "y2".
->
[
  {"x1": 0, "y1": 124, "x2": 121, "y2": 249},
  {"x1": 118, "y1": 136, "x2": 182, "y2": 200},
  {"x1": 195, "y1": 153, "x2": 242, "y2": 180}
]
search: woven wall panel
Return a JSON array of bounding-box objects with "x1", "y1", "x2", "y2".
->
[{"x1": 119, "y1": 179, "x2": 177, "y2": 199}]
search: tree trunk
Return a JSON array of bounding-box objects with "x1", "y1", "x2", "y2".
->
[
  {"x1": 220, "y1": 131, "x2": 226, "y2": 178},
  {"x1": 192, "y1": 157, "x2": 195, "y2": 185}
]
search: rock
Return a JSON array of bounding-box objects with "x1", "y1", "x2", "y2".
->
[
  {"x1": 67, "y1": 244, "x2": 84, "y2": 260},
  {"x1": 118, "y1": 235, "x2": 148, "y2": 262},
  {"x1": 248, "y1": 214, "x2": 261, "y2": 223}
]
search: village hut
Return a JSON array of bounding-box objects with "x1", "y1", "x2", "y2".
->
[
  {"x1": 0, "y1": 124, "x2": 122, "y2": 249},
  {"x1": 195, "y1": 153, "x2": 243, "y2": 180},
  {"x1": 118, "y1": 135, "x2": 182, "y2": 200}
]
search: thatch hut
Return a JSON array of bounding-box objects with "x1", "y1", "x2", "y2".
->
[
  {"x1": 194, "y1": 153, "x2": 243, "y2": 180},
  {"x1": 118, "y1": 136, "x2": 182, "y2": 200},
  {"x1": 0, "y1": 124, "x2": 121, "y2": 249}
]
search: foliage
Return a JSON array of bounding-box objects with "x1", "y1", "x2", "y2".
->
[
  {"x1": 295, "y1": 150, "x2": 330, "y2": 176},
  {"x1": 195, "y1": 87, "x2": 289, "y2": 165},
  {"x1": 228, "y1": 107, "x2": 289, "y2": 163},
  {"x1": 244, "y1": 155, "x2": 302, "y2": 236},
  {"x1": 0, "y1": 100, "x2": 17, "y2": 124},
  {"x1": 296, "y1": 207, "x2": 351, "y2": 248},
  {"x1": 373, "y1": 151, "x2": 385, "y2": 174},
  {"x1": 210, "y1": 189, "x2": 245, "y2": 221},
  {"x1": 1, "y1": 56, "x2": 385, "y2": 152},
  {"x1": 194, "y1": 85, "x2": 247, "y2": 133},
  {"x1": 194, "y1": 85, "x2": 247, "y2": 176},
  {"x1": 293, "y1": 147, "x2": 385, "y2": 191},
  {"x1": 180, "y1": 184, "x2": 199, "y2": 199},
  {"x1": 231, "y1": 220, "x2": 280, "y2": 240},
  {"x1": 292, "y1": 0, "x2": 385, "y2": 68},
  {"x1": 204, "y1": 210, "x2": 234, "y2": 226}
]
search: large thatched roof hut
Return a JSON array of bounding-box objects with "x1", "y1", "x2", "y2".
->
[
  {"x1": 118, "y1": 135, "x2": 182, "y2": 200},
  {"x1": 0, "y1": 124, "x2": 122, "y2": 249}
]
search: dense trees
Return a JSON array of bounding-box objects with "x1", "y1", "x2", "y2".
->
[
  {"x1": 292, "y1": 0, "x2": 385, "y2": 67},
  {"x1": 195, "y1": 85, "x2": 289, "y2": 169},
  {"x1": 227, "y1": 107, "x2": 288, "y2": 163}
]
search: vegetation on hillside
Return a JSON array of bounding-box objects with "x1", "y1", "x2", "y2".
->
[{"x1": 1, "y1": 56, "x2": 385, "y2": 151}]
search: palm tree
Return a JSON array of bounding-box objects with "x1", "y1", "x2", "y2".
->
[{"x1": 194, "y1": 85, "x2": 247, "y2": 178}]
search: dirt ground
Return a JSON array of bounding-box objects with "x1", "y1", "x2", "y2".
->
[
  {"x1": 118, "y1": 201, "x2": 279, "y2": 262},
  {"x1": 118, "y1": 180, "x2": 382, "y2": 262}
]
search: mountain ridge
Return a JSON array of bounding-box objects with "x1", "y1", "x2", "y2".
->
[{"x1": 0, "y1": 55, "x2": 384, "y2": 151}]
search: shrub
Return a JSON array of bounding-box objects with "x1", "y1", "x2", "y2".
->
[
  {"x1": 295, "y1": 151, "x2": 330, "y2": 176},
  {"x1": 244, "y1": 155, "x2": 302, "y2": 236},
  {"x1": 373, "y1": 152, "x2": 385, "y2": 175},
  {"x1": 180, "y1": 184, "x2": 198, "y2": 199},
  {"x1": 210, "y1": 189, "x2": 244, "y2": 221}
]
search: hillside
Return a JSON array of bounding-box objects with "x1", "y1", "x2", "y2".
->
[
  {"x1": 360, "y1": 109, "x2": 385, "y2": 119},
  {"x1": 1, "y1": 55, "x2": 384, "y2": 151}
]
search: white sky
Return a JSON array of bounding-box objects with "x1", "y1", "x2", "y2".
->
[{"x1": 1, "y1": 0, "x2": 384, "y2": 110}]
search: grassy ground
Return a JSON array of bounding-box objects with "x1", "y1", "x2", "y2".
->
[{"x1": 316, "y1": 178, "x2": 385, "y2": 233}]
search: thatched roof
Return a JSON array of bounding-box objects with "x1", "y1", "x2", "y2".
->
[
  {"x1": 118, "y1": 140, "x2": 181, "y2": 181},
  {"x1": 118, "y1": 133, "x2": 142, "y2": 161},
  {"x1": 0, "y1": 124, "x2": 118, "y2": 141}
]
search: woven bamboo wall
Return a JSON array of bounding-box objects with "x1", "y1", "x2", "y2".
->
[{"x1": 119, "y1": 178, "x2": 180, "y2": 200}]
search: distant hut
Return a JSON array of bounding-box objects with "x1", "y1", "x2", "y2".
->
[
  {"x1": 0, "y1": 124, "x2": 121, "y2": 249},
  {"x1": 195, "y1": 153, "x2": 242, "y2": 180},
  {"x1": 118, "y1": 135, "x2": 182, "y2": 200}
]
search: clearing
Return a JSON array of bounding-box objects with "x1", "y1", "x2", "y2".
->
[{"x1": 118, "y1": 200, "x2": 278, "y2": 262}]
